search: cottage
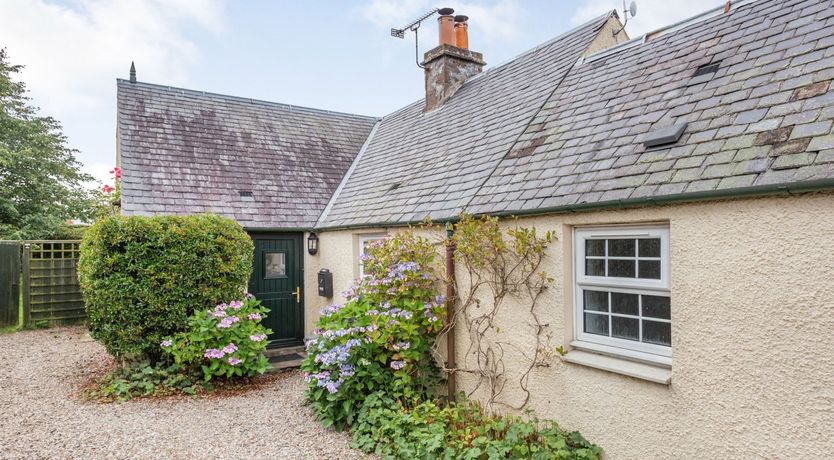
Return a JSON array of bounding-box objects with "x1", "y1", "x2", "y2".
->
[{"x1": 117, "y1": 0, "x2": 834, "y2": 457}]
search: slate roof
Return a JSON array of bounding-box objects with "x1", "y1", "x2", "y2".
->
[
  {"x1": 319, "y1": 0, "x2": 834, "y2": 228},
  {"x1": 317, "y1": 13, "x2": 614, "y2": 228},
  {"x1": 117, "y1": 81, "x2": 378, "y2": 228}
]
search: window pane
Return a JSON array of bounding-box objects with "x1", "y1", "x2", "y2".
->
[
  {"x1": 638, "y1": 238, "x2": 660, "y2": 257},
  {"x1": 585, "y1": 239, "x2": 605, "y2": 256},
  {"x1": 584, "y1": 313, "x2": 609, "y2": 336},
  {"x1": 608, "y1": 259, "x2": 635, "y2": 278},
  {"x1": 585, "y1": 259, "x2": 605, "y2": 276},
  {"x1": 638, "y1": 260, "x2": 661, "y2": 279},
  {"x1": 265, "y1": 252, "x2": 286, "y2": 278},
  {"x1": 612, "y1": 316, "x2": 639, "y2": 341},
  {"x1": 583, "y1": 290, "x2": 608, "y2": 312},
  {"x1": 611, "y1": 292, "x2": 638, "y2": 315},
  {"x1": 608, "y1": 239, "x2": 635, "y2": 257},
  {"x1": 642, "y1": 295, "x2": 671, "y2": 319},
  {"x1": 643, "y1": 320, "x2": 671, "y2": 346}
]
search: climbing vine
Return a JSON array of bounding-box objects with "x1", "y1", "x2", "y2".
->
[{"x1": 434, "y1": 214, "x2": 556, "y2": 411}]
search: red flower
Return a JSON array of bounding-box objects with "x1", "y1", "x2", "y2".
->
[
  {"x1": 102, "y1": 184, "x2": 115, "y2": 194},
  {"x1": 109, "y1": 166, "x2": 122, "y2": 179}
]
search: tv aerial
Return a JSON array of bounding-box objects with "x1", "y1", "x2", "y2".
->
[
  {"x1": 613, "y1": 1, "x2": 637, "y2": 37},
  {"x1": 390, "y1": 7, "x2": 453, "y2": 68}
]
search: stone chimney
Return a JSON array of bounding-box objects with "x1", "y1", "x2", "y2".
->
[{"x1": 421, "y1": 9, "x2": 485, "y2": 112}]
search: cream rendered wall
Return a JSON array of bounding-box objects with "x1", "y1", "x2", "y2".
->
[
  {"x1": 305, "y1": 192, "x2": 834, "y2": 458},
  {"x1": 303, "y1": 229, "x2": 391, "y2": 334}
]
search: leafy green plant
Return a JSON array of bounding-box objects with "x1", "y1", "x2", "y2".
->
[
  {"x1": 163, "y1": 295, "x2": 272, "y2": 381},
  {"x1": 89, "y1": 361, "x2": 205, "y2": 402},
  {"x1": 78, "y1": 213, "x2": 253, "y2": 364},
  {"x1": 301, "y1": 231, "x2": 445, "y2": 431},
  {"x1": 352, "y1": 393, "x2": 602, "y2": 460}
]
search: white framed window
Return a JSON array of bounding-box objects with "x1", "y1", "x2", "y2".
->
[
  {"x1": 573, "y1": 225, "x2": 671, "y2": 366},
  {"x1": 358, "y1": 234, "x2": 386, "y2": 277}
]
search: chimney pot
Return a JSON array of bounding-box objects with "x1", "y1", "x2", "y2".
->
[
  {"x1": 454, "y1": 16, "x2": 469, "y2": 50},
  {"x1": 438, "y1": 14, "x2": 456, "y2": 47}
]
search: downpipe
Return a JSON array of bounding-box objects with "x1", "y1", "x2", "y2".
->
[{"x1": 445, "y1": 222, "x2": 457, "y2": 401}]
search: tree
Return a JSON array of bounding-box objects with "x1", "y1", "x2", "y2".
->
[{"x1": 0, "y1": 48, "x2": 99, "y2": 240}]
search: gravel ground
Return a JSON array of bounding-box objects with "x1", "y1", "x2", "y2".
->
[{"x1": 0, "y1": 326, "x2": 368, "y2": 460}]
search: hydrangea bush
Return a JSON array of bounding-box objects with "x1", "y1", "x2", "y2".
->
[
  {"x1": 301, "y1": 232, "x2": 445, "y2": 430},
  {"x1": 163, "y1": 295, "x2": 272, "y2": 381}
]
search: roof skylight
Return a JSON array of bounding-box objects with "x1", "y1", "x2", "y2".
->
[
  {"x1": 643, "y1": 122, "x2": 688, "y2": 148},
  {"x1": 688, "y1": 61, "x2": 721, "y2": 86}
]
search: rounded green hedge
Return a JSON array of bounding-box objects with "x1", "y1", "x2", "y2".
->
[{"x1": 78, "y1": 214, "x2": 254, "y2": 363}]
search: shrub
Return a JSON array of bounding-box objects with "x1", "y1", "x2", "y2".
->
[
  {"x1": 301, "y1": 231, "x2": 445, "y2": 430},
  {"x1": 351, "y1": 392, "x2": 602, "y2": 459},
  {"x1": 78, "y1": 213, "x2": 253, "y2": 363},
  {"x1": 163, "y1": 295, "x2": 272, "y2": 381}
]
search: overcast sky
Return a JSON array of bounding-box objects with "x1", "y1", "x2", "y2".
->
[{"x1": 0, "y1": 0, "x2": 711, "y2": 187}]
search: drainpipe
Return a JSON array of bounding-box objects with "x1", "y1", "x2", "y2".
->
[{"x1": 444, "y1": 222, "x2": 457, "y2": 401}]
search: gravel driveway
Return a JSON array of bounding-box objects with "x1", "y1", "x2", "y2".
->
[{"x1": 0, "y1": 326, "x2": 368, "y2": 460}]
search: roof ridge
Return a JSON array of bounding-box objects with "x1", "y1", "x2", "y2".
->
[
  {"x1": 373, "y1": 10, "x2": 616, "y2": 123},
  {"x1": 464, "y1": 10, "x2": 616, "y2": 85},
  {"x1": 116, "y1": 79, "x2": 380, "y2": 122},
  {"x1": 580, "y1": 0, "x2": 760, "y2": 64}
]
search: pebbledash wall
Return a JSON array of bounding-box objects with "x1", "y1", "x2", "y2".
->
[{"x1": 304, "y1": 191, "x2": 834, "y2": 459}]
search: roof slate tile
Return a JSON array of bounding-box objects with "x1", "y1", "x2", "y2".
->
[{"x1": 117, "y1": 81, "x2": 377, "y2": 228}]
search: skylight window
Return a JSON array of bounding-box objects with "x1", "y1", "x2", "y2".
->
[
  {"x1": 239, "y1": 191, "x2": 255, "y2": 201},
  {"x1": 643, "y1": 122, "x2": 688, "y2": 148},
  {"x1": 688, "y1": 61, "x2": 721, "y2": 86},
  {"x1": 692, "y1": 61, "x2": 721, "y2": 77}
]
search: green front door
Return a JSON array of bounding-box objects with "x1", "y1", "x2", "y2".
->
[{"x1": 248, "y1": 233, "x2": 304, "y2": 347}]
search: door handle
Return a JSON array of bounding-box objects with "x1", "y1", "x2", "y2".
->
[{"x1": 294, "y1": 286, "x2": 301, "y2": 303}]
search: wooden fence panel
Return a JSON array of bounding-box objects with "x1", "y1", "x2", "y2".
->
[
  {"x1": 23, "y1": 241, "x2": 85, "y2": 326},
  {"x1": 0, "y1": 241, "x2": 20, "y2": 327}
]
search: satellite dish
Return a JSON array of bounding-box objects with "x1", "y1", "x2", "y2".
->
[{"x1": 613, "y1": 1, "x2": 637, "y2": 37}]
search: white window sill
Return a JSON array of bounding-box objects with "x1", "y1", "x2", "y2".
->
[{"x1": 561, "y1": 349, "x2": 672, "y2": 385}]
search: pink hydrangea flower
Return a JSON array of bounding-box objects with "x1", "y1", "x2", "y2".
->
[
  {"x1": 222, "y1": 343, "x2": 238, "y2": 354},
  {"x1": 227, "y1": 357, "x2": 242, "y2": 366},
  {"x1": 209, "y1": 303, "x2": 228, "y2": 318},
  {"x1": 229, "y1": 300, "x2": 243, "y2": 310},
  {"x1": 248, "y1": 312, "x2": 262, "y2": 321},
  {"x1": 204, "y1": 348, "x2": 225, "y2": 359},
  {"x1": 218, "y1": 316, "x2": 240, "y2": 329},
  {"x1": 160, "y1": 340, "x2": 172, "y2": 347},
  {"x1": 390, "y1": 360, "x2": 406, "y2": 370},
  {"x1": 250, "y1": 334, "x2": 267, "y2": 342}
]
